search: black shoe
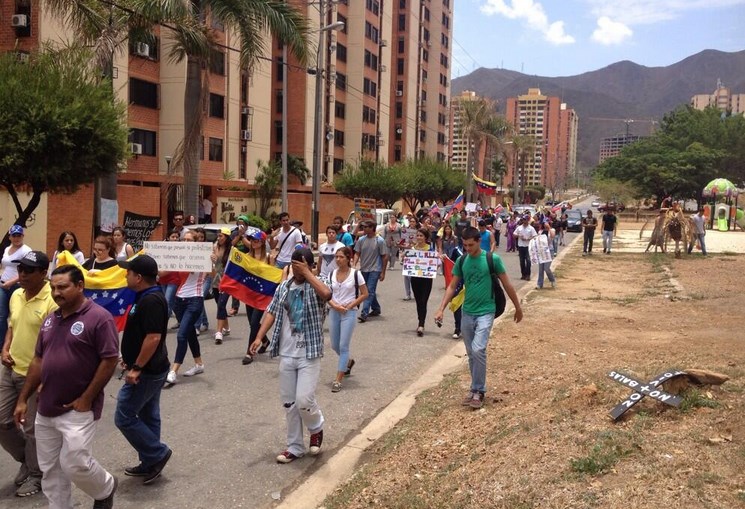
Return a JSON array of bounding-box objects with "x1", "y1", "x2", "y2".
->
[
  {"x1": 124, "y1": 464, "x2": 150, "y2": 477},
  {"x1": 358, "y1": 315, "x2": 367, "y2": 323},
  {"x1": 369, "y1": 310, "x2": 381, "y2": 317},
  {"x1": 242, "y1": 355, "x2": 254, "y2": 365},
  {"x1": 93, "y1": 476, "x2": 118, "y2": 509},
  {"x1": 257, "y1": 339, "x2": 270, "y2": 355},
  {"x1": 344, "y1": 358, "x2": 356, "y2": 376},
  {"x1": 143, "y1": 449, "x2": 172, "y2": 485}
]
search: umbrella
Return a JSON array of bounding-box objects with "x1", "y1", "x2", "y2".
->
[{"x1": 703, "y1": 178, "x2": 739, "y2": 198}]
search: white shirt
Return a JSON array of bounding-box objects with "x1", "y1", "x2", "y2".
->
[
  {"x1": 278, "y1": 281, "x2": 307, "y2": 358},
  {"x1": 514, "y1": 224, "x2": 537, "y2": 247},
  {"x1": 318, "y1": 241, "x2": 345, "y2": 277},
  {"x1": 275, "y1": 228, "x2": 303, "y2": 264},
  {"x1": 1, "y1": 245, "x2": 31, "y2": 283},
  {"x1": 176, "y1": 272, "x2": 207, "y2": 298},
  {"x1": 202, "y1": 198, "x2": 213, "y2": 216},
  {"x1": 330, "y1": 269, "x2": 365, "y2": 307},
  {"x1": 691, "y1": 214, "x2": 706, "y2": 235}
]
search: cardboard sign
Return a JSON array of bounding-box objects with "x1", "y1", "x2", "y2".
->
[
  {"x1": 123, "y1": 211, "x2": 160, "y2": 251},
  {"x1": 607, "y1": 369, "x2": 685, "y2": 420},
  {"x1": 465, "y1": 202, "x2": 478, "y2": 213},
  {"x1": 143, "y1": 241, "x2": 213, "y2": 272},
  {"x1": 399, "y1": 227, "x2": 418, "y2": 248},
  {"x1": 354, "y1": 198, "x2": 376, "y2": 222},
  {"x1": 402, "y1": 249, "x2": 439, "y2": 279}
]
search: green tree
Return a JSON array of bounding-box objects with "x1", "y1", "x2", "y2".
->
[
  {"x1": 252, "y1": 160, "x2": 281, "y2": 218},
  {"x1": 131, "y1": 0, "x2": 311, "y2": 219},
  {"x1": 396, "y1": 158, "x2": 464, "y2": 212},
  {"x1": 334, "y1": 160, "x2": 403, "y2": 208},
  {"x1": 0, "y1": 48, "x2": 129, "y2": 249}
]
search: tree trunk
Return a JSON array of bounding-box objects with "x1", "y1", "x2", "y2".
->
[
  {"x1": 182, "y1": 56, "x2": 204, "y2": 219},
  {"x1": 0, "y1": 185, "x2": 42, "y2": 252}
]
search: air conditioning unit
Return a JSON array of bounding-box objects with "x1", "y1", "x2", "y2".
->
[
  {"x1": 379, "y1": 39, "x2": 388, "y2": 47},
  {"x1": 396, "y1": 90, "x2": 403, "y2": 97},
  {"x1": 134, "y1": 42, "x2": 150, "y2": 57},
  {"x1": 377, "y1": 138, "x2": 385, "y2": 146},
  {"x1": 380, "y1": 65, "x2": 387, "y2": 72},
  {"x1": 130, "y1": 143, "x2": 143, "y2": 155},
  {"x1": 420, "y1": 99, "x2": 427, "y2": 106},
  {"x1": 240, "y1": 129, "x2": 252, "y2": 141},
  {"x1": 11, "y1": 14, "x2": 28, "y2": 28}
]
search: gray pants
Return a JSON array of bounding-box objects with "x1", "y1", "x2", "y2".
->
[
  {"x1": 0, "y1": 366, "x2": 41, "y2": 477},
  {"x1": 602, "y1": 230, "x2": 614, "y2": 252},
  {"x1": 279, "y1": 356, "x2": 324, "y2": 457}
]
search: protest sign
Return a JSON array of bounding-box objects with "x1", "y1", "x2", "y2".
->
[
  {"x1": 143, "y1": 241, "x2": 213, "y2": 272},
  {"x1": 354, "y1": 198, "x2": 376, "y2": 222},
  {"x1": 402, "y1": 249, "x2": 439, "y2": 279},
  {"x1": 123, "y1": 211, "x2": 160, "y2": 250}
]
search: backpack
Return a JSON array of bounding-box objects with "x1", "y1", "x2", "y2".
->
[{"x1": 456, "y1": 253, "x2": 507, "y2": 318}]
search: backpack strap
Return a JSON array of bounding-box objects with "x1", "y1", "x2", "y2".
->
[
  {"x1": 354, "y1": 269, "x2": 360, "y2": 300},
  {"x1": 277, "y1": 227, "x2": 297, "y2": 254}
]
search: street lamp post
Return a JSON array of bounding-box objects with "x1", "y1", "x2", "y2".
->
[{"x1": 311, "y1": 12, "x2": 344, "y2": 247}]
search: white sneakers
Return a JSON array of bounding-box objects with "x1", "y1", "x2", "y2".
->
[
  {"x1": 182, "y1": 364, "x2": 204, "y2": 377},
  {"x1": 214, "y1": 331, "x2": 223, "y2": 345},
  {"x1": 166, "y1": 370, "x2": 177, "y2": 384}
]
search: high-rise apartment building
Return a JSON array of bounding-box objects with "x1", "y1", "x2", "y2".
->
[
  {"x1": 449, "y1": 90, "x2": 478, "y2": 173},
  {"x1": 691, "y1": 79, "x2": 745, "y2": 115},
  {"x1": 504, "y1": 88, "x2": 578, "y2": 193},
  {"x1": 388, "y1": 0, "x2": 453, "y2": 164},
  {"x1": 599, "y1": 134, "x2": 643, "y2": 163}
]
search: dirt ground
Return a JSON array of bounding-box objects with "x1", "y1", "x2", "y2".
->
[{"x1": 322, "y1": 232, "x2": 745, "y2": 509}]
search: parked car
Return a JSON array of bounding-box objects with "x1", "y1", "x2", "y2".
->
[
  {"x1": 598, "y1": 202, "x2": 626, "y2": 212},
  {"x1": 185, "y1": 223, "x2": 264, "y2": 243},
  {"x1": 346, "y1": 208, "x2": 396, "y2": 236},
  {"x1": 591, "y1": 200, "x2": 601, "y2": 207},
  {"x1": 513, "y1": 205, "x2": 537, "y2": 217},
  {"x1": 565, "y1": 209, "x2": 584, "y2": 232}
]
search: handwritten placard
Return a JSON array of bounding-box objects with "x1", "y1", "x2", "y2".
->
[
  {"x1": 143, "y1": 241, "x2": 213, "y2": 272},
  {"x1": 402, "y1": 249, "x2": 439, "y2": 279},
  {"x1": 354, "y1": 198, "x2": 376, "y2": 222}
]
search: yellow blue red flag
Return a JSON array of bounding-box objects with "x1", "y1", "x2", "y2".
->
[{"x1": 219, "y1": 248, "x2": 282, "y2": 311}]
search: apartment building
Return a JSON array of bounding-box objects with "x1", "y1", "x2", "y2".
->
[
  {"x1": 504, "y1": 88, "x2": 578, "y2": 192},
  {"x1": 599, "y1": 134, "x2": 643, "y2": 164},
  {"x1": 388, "y1": 0, "x2": 453, "y2": 164},
  {"x1": 691, "y1": 79, "x2": 745, "y2": 115},
  {"x1": 448, "y1": 90, "x2": 478, "y2": 173}
]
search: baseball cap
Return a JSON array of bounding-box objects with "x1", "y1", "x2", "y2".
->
[
  {"x1": 236, "y1": 215, "x2": 250, "y2": 224},
  {"x1": 9, "y1": 225, "x2": 23, "y2": 236},
  {"x1": 247, "y1": 230, "x2": 266, "y2": 241},
  {"x1": 220, "y1": 227, "x2": 232, "y2": 236},
  {"x1": 13, "y1": 250, "x2": 49, "y2": 270},
  {"x1": 118, "y1": 255, "x2": 159, "y2": 278}
]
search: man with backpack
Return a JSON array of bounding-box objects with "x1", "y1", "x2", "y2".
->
[{"x1": 433, "y1": 227, "x2": 523, "y2": 409}]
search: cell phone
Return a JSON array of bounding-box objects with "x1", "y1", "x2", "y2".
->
[{"x1": 435, "y1": 317, "x2": 443, "y2": 328}]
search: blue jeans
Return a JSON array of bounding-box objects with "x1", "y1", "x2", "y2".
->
[
  {"x1": 551, "y1": 236, "x2": 559, "y2": 256},
  {"x1": 328, "y1": 308, "x2": 357, "y2": 373},
  {"x1": 461, "y1": 312, "x2": 495, "y2": 394},
  {"x1": 0, "y1": 284, "x2": 19, "y2": 347},
  {"x1": 195, "y1": 276, "x2": 212, "y2": 329},
  {"x1": 688, "y1": 234, "x2": 707, "y2": 255},
  {"x1": 161, "y1": 283, "x2": 178, "y2": 319},
  {"x1": 114, "y1": 371, "x2": 170, "y2": 468},
  {"x1": 403, "y1": 275, "x2": 412, "y2": 299},
  {"x1": 537, "y1": 262, "x2": 555, "y2": 288},
  {"x1": 602, "y1": 230, "x2": 614, "y2": 252},
  {"x1": 360, "y1": 271, "x2": 381, "y2": 318},
  {"x1": 173, "y1": 297, "x2": 203, "y2": 364}
]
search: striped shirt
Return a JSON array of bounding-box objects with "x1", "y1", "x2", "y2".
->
[{"x1": 266, "y1": 277, "x2": 329, "y2": 360}]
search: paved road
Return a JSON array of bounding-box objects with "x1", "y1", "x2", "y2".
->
[{"x1": 0, "y1": 201, "x2": 589, "y2": 508}]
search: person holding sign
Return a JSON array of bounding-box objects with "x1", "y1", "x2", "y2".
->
[
  {"x1": 433, "y1": 227, "x2": 523, "y2": 410},
  {"x1": 407, "y1": 229, "x2": 435, "y2": 337}
]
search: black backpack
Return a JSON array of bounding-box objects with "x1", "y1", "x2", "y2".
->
[{"x1": 456, "y1": 253, "x2": 507, "y2": 318}]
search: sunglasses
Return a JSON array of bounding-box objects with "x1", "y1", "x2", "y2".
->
[{"x1": 17, "y1": 265, "x2": 42, "y2": 273}]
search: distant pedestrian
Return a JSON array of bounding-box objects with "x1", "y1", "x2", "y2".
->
[
  {"x1": 383, "y1": 215, "x2": 402, "y2": 270},
  {"x1": 409, "y1": 229, "x2": 434, "y2": 337},
  {"x1": 513, "y1": 216, "x2": 536, "y2": 280},
  {"x1": 505, "y1": 214, "x2": 518, "y2": 252},
  {"x1": 353, "y1": 221, "x2": 388, "y2": 322},
  {"x1": 115, "y1": 255, "x2": 172, "y2": 485},
  {"x1": 249, "y1": 249, "x2": 331, "y2": 463},
  {"x1": 530, "y1": 224, "x2": 557, "y2": 289},
  {"x1": 582, "y1": 211, "x2": 597, "y2": 255},
  {"x1": 688, "y1": 209, "x2": 707, "y2": 256},
  {"x1": 601, "y1": 209, "x2": 618, "y2": 254},
  {"x1": 14, "y1": 264, "x2": 119, "y2": 509},
  {"x1": 433, "y1": 227, "x2": 523, "y2": 409},
  {"x1": 49, "y1": 231, "x2": 85, "y2": 274},
  {"x1": 1, "y1": 225, "x2": 32, "y2": 344},
  {"x1": 269, "y1": 212, "x2": 304, "y2": 269}
]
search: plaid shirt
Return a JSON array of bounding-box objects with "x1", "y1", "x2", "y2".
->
[{"x1": 267, "y1": 278, "x2": 329, "y2": 359}]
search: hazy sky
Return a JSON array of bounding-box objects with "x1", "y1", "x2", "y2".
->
[{"x1": 452, "y1": 0, "x2": 745, "y2": 78}]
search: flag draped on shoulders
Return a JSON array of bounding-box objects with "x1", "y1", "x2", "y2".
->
[
  {"x1": 219, "y1": 248, "x2": 282, "y2": 311},
  {"x1": 441, "y1": 255, "x2": 465, "y2": 312},
  {"x1": 56, "y1": 251, "x2": 136, "y2": 331}
]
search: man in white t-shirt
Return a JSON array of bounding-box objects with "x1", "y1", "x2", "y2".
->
[
  {"x1": 270, "y1": 212, "x2": 303, "y2": 269},
  {"x1": 687, "y1": 209, "x2": 707, "y2": 256},
  {"x1": 513, "y1": 215, "x2": 537, "y2": 281},
  {"x1": 317, "y1": 226, "x2": 345, "y2": 278}
]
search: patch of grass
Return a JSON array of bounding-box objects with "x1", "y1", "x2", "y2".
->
[
  {"x1": 688, "y1": 472, "x2": 722, "y2": 493},
  {"x1": 679, "y1": 388, "x2": 721, "y2": 412},
  {"x1": 552, "y1": 386, "x2": 571, "y2": 402},
  {"x1": 688, "y1": 292, "x2": 707, "y2": 300},
  {"x1": 570, "y1": 430, "x2": 640, "y2": 476},
  {"x1": 721, "y1": 251, "x2": 738, "y2": 256},
  {"x1": 324, "y1": 467, "x2": 372, "y2": 509},
  {"x1": 738, "y1": 491, "x2": 745, "y2": 503},
  {"x1": 610, "y1": 295, "x2": 641, "y2": 306},
  {"x1": 649, "y1": 253, "x2": 668, "y2": 272}
]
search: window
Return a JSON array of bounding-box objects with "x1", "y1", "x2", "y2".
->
[
  {"x1": 440, "y1": 53, "x2": 449, "y2": 68},
  {"x1": 366, "y1": 0, "x2": 379, "y2": 15},
  {"x1": 442, "y1": 13, "x2": 450, "y2": 28},
  {"x1": 422, "y1": 70, "x2": 428, "y2": 82},
  {"x1": 424, "y1": 8, "x2": 430, "y2": 22},
  {"x1": 336, "y1": 73, "x2": 346, "y2": 91},
  {"x1": 399, "y1": 0, "x2": 406, "y2": 7},
  {"x1": 397, "y1": 80, "x2": 404, "y2": 94},
  {"x1": 398, "y1": 37, "x2": 405, "y2": 53},
  {"x1": 333, "y1": 158, "x2": 344, "y2": 174},
  {"x1": 422, "y1": 49, "x2": 428, "y2": 62},
  {"x1": 337, "y1": 43, "x2": 347, "y2": 62},
  {"x1": 362, "y1": 106, "x2": 376, "y2": 124},
  {"x1": 274, "y1": 121, "x2": 283, "y2": 143},
  {"x1": 397, "y1": 58, "x2": 404, "y2": 75},
  {"x1": 420, "y1": 130, "x2": 426, "y2": 142},
  {"x1": 421, "y1": 110, "x2": 427, "y2": 122},
  {"x1": 208, "y1": 138, "x2": 223, "y2": 162},
  {"x1": 423, "y1": 29, "x2": 430, "y2": 42},
  {"x1": 337, "y1": 14, "x2": 348, "y2": 34},
  {"x1": 209, "y1": 93, "x2": 224, "y2": 118},
  {"x1": 364, "y1": 50, "x2": 378, "y2": 70},
  {"x1": 209, "y1": 50, "x2": 225, "y2": 75},
  {"x1": 398, "y1": 14, "x2": 406, "y2": 31},
  {"x1": 396, "y1": 102, "x2": 403, "y2": 119},
  {"x1": 363, "y1": 78, "x2": 377, "y2": 97},
  {"x1": 275, "y1": 89, "x2": 283, "y2": 113},
  {"x1": 395, "y1": 124, "x2": 402, "y2": 141},
  {"x1": 335, "y1": 101, "x2": 346, "y2": 119},
  {"x1": 240, "y1": 73, "x2": 249, "y2": 103},
  {"x1": 277, "y1": 57, "x2": 284, "y2": 81},
  {"x1": 129, "y1": 78, "x2": 158, "y2": 109},
  {"x1": 334, "y1": 129, "x2": 345, "y2": 147},
  {"x1": 394, "y1": 145, "x2": 402, "y2": 162},
  {"x1": 438, "y1": 132, "x2": 446, "y2": 145},
  {"x1": 365, "y1": 22, "x2": 379, "y2": 43},
  {"x1": 200, "y1": 136, "x2": 204, "y2": 160},
  {"x1": 441, "y1": 34, "x2": 449, "y2": 48},
  {"x1": 129, "y1": 129, "x2": 157, "y2": 156}
]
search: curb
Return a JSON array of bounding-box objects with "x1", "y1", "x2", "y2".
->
[{"x1": 276, "y1": 232, "x2": 583, "y2": 509}]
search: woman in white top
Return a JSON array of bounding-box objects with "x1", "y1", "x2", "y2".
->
[
  {"x1": 48, "y1": 230, "x2": 86, "y2": 274},
  {"x1": 112, "y1": 227, "x2": 135, "y2": 261},
  {"x1": 327, "y1": 246, "x2": 368, "y2": 393},
  {"x1": 1, "y1": 225, "x2": 32, "y2": 343}
]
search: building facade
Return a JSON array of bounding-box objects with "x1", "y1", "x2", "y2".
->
[
  {"x1": 504, "y1": 88, "x2": 578, "y2": 194},
  {"x1": 598, "y1": 134, "x2": 643, "y2": 164},
  {"x1": 448, "y1": 90, "x2": 478, "y2": 173},
  {"x1": 691, "y1": 80, "x2": 745, "y2": 115}
]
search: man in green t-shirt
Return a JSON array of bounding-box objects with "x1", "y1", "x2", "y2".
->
[{"x1": 434, "y1": 227, "x2": 523, "y2": 409}]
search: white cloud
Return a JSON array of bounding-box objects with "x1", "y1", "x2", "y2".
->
[
  {"x1": 585, "y1": 0, "x2": 745, "y2": 25},
  {"x1": 591, "y1": 16, "x2": 633, "y2": 45},
  {"x1": 481, "y1": 0, "x2": 575, "y2": 45}
]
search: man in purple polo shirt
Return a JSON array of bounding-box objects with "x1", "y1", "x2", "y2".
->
[{"x1": 14, "y1": 264, "x2": 120, "y2": 509}]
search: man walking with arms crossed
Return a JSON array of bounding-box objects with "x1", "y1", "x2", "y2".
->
[
  {"x1": 0, "y1": 251, "x2": 57, "y2": 497},
  {"x1": 14, "y1": 264, "x2": 120, "y2": 509},
  {"x1": 115, "y1": 255, "x2": 173, "y2": 484},
  {"x1": 433, "y1": 227, "x2": 523, "y2": 409}
]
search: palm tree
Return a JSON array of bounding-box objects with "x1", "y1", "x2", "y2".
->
[
  {"x1": 131, "y1": 0, "x2": 311, "y2": 218},
  {"x1": 458, "y1": 97, "x2": 493, "y2": 202},
  {"x1": 507, "y1": 135, "x2": 535, "y2": 205}
]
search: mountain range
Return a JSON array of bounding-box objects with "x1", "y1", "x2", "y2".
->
[{"x1": 451, "y1": 49, "x2": 745, "y2": 171}]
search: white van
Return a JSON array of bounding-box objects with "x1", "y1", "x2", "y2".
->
[{"x1": 346, "y1": 208, "x2": 396, "y2": 236}]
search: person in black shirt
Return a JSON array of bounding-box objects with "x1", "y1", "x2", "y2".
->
[
  {"x1": 582, "y1": 211, "x2": 598, "y2": 255},
  {"x1": 601, "y1": 210, "x2": 618, "y2": 254},
  {"x1": 115, "y1": 255, "x2": 172, "y2": 485}
]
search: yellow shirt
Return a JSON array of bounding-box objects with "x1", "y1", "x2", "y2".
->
[{"x1": 8, "y1": 282, "x2": 58, "y2": 376}]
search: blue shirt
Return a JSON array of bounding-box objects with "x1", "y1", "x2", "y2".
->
[{"x1": 480, "y1": 230, "x2": 492, "y2": 251}]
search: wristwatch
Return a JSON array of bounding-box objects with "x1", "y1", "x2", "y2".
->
[{"x1": 131, "y1": 364, "x2": 143, "y2": 371}]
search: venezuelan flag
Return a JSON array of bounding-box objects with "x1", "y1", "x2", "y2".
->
[
  {"x1": 473, "y1": 175, "x2": 497, "y2": 196},
  {"x1": 56, "y1": 251, "x2": 136, "y2": 331},
  {"x1": 441, "y1": 255, "x2": 465, "y2": 312},
  {"x1": 451, "y1": 189, "x2": 465, "y2": 211},
  {"x1": 219, "y1": 248, "x2": 282, "y2": 311}
]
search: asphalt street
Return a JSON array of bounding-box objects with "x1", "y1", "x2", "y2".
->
[{"x1": 0, "y1": 200, "x2": 589, "y2": 508}]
